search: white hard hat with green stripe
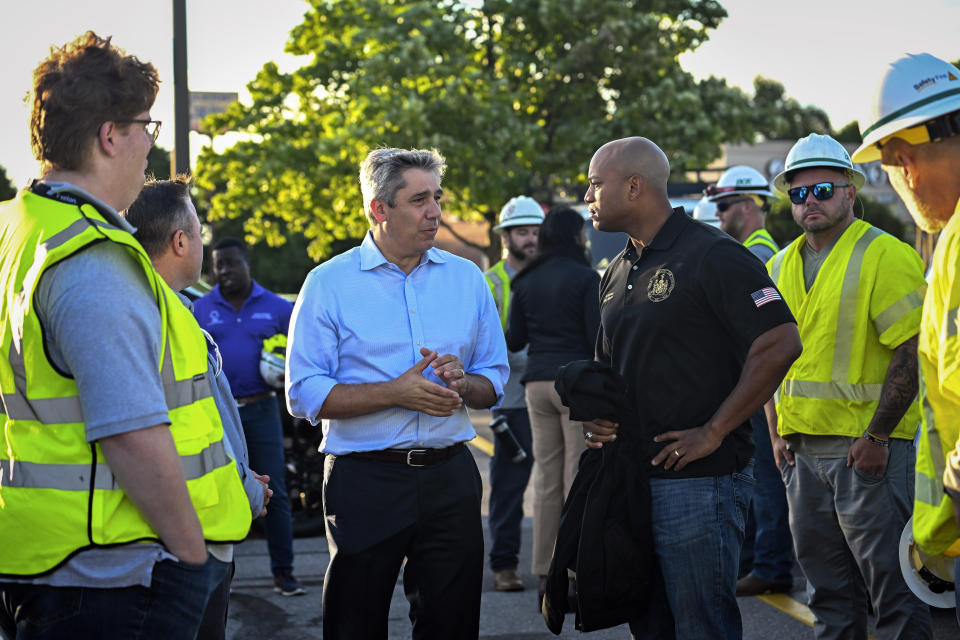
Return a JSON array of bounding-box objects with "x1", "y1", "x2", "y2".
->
[
  {"x1": 773, "y1": 133, "x2": 866, "y2": 193},
  {"x1": 852, "y1": 53, "x2": 960, "y2": 164}
]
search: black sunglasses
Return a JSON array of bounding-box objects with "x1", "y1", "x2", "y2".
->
[
  {"x1": 716, "y1": 198, "x2": 751, "y2": 213},
  {"x1": 786, "y1": 182, "x2": 850, "y2": 205}
]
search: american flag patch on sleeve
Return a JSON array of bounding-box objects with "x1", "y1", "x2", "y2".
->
[{"x1": 751, "y1": 287, "x2": 782, "y2": 308}]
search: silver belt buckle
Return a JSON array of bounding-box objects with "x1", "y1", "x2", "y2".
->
[{"x1": 406, "y1": 449, "x2": 428, "y2": 467}]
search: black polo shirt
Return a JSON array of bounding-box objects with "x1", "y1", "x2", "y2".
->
[{"x1": 596, "y1": 208, "x2": 795, "y2": 478}]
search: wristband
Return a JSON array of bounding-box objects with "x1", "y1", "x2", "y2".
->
[{"x1": 862, "y1": 430, "x2": 890, "y2": 448}]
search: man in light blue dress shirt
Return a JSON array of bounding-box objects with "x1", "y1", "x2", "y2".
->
[{"x1": 286, "y1": 147, "x2": 508, "y2": 639}]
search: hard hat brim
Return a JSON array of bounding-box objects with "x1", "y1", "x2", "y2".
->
[
  {"x1": 854, "y1": 89, "x2": 960, "y2": 164},
  {"x1": 493, "y1": 215, "x2": 545, "y2": 231},
  {"x1": 898, "y1": 517, "x2": 957, "y2": 609},
  {"x1": 706, "y1": 189, "x2": 779, "y2": 203},
  {"x1": 773, "y1": 163, "x2": 866, "y2": 193}
]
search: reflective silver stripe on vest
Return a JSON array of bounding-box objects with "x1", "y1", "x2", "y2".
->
[
  {"x1": 781, "y1": 379, "x2": 883, "y2": 402},
  {"x1": 769, "y1": 247, "x2": 788, "y2": 283},
  {"x1": 160, "y1": 336, "x2": 212, "y2": 409},
  {"x1": 874, "y1": 287, "x2": 925, "y2": 337},
  {"x1": 832, "y1": 227, "x2": 883, "y2": 379},
  {"x1": 945, "y1": 305, "x2": 960, "y2": 339},
  {"x1": 779, "y1": 226, "x2": 884, "y2": 400},
  {"x1": 916, "y1": 373, "x2": 947, "y2": 507},
  {"x1": 0, "y1": 393, "x2": 83, "y2": 423},
  {"x1": 0, "y1": 440, "x2": 230, "y2": 491},
  {"x1": 43, "y1": 218, "x2": 122, "y2": 252}
]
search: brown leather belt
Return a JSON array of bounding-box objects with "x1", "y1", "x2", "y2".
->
[
  {"x1": 234, "y1": 391, "x2": 276, "y2": 407},
  {"x1": 348, "y1": 443, "x2": 465, "y2": 467}
]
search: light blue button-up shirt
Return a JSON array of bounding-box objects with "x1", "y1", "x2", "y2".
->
[{"x1": 286, "y1": 233, "x2": 508, "y2": 455}]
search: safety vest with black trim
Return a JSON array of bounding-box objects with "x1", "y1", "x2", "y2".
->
[
  {"x1": 914, "y1": 199, "x2": 960, "y2": 557},
  {"x1": 485, "y1": 260, "x2": 511, "y2": 330},
  {"x1": 0, "y1": 190, "x2": 252, "y2": 577},
  {"x1": 744, "y1": 229, "x2": 778, "y2": 256},
  {"x1": 767, "y1": 219, "x2": 925, "y2": 440}
]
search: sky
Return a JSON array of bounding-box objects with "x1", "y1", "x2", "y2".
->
[{"x1": 2, "y1": 0, "x2": 959, "y2": 188}]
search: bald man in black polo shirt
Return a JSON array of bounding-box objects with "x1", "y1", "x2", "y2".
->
[{"x1": 581, "y1": 137, "x2": 801, "y2": 639}]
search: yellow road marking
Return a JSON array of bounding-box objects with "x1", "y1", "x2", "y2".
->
[
  {"x1": 756, "y1": 594, "x2": 876, "y2": 640},
  {"x1": 756, "y1": 594, "x2": 815, "y2": 627},
  {"x1": 469, "y1": 435, "x2": 494, "y2": 456}
]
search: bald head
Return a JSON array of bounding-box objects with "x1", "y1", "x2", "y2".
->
[
  {"x1": 592, "y1": 137, "x2": 670, "y2": 196},
  {"x1": 585, "y1": 137, "x2": 674, "y2": 242}
]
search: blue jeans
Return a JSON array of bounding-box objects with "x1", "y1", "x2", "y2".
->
[
  {"x1": 630, "y1": 459, "x2": 755, "y2": 640},
  {"x1": 739, "y1": 410, "x2": 793, "y2": 583},
  {"x1": 487, "y1": 408, "x2": 534, "y2": 572},
  {"x1": 0, "y1": 555, "x2": 230, "y2": 640},
  {"x1": 239, "y1": 395, "x2": 294, "y2": 575}
]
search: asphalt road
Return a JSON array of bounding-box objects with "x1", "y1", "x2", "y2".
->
[{"x1": 225, "y1": 410, "x2": 959, "y2": 639}]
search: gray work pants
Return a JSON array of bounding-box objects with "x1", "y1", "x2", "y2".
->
[{"x1": 781, "y1": 439, "x2": 932, "y2": 640}]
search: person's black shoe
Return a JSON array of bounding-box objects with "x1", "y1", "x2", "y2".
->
[{"x1": 736, "y1": 573, "x2": 791, "y2": 597}]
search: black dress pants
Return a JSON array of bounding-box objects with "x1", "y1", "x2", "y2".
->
[{"x1": 321, "y1": 447, "x2": 483, "y2": 640}]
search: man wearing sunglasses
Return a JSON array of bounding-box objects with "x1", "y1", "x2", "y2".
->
[
  {"x1": 706, "y1": 167, "x2": 793, "y2": 598},
  {"x1": 854, "y1": 53, "x2": 960, "y2": 621},
  {"x1": 707, "y1": 165, "x2": 780, "y2": 263},
  {"x1": 0, "y1": 33, "x2": 252, "y2": 638},
  {"x1": 767, "y1": 133, "x2": 931, "y2": 639}
]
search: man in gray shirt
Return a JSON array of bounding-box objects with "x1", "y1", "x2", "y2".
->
[
  {"x1": 0, "y1": 32, "x2": 251, "y2": 639},
  {"x1": 125, "y1": 175, "x2": 271, "y2": 640}
]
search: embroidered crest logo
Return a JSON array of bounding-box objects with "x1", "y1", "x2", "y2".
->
[{"x1": 647, "y1": 268, "x2": 675, "y2": 302}]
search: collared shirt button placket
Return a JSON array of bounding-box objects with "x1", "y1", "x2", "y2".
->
[{"x1": 404, "y1": 276, "x2": 427, "y2": 442}]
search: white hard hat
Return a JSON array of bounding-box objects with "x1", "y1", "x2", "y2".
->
[
  {"x1": 853, "y1": 53, "x2": 960, "y2": 164},
  {"x1": 705, "y1": 166, "x2": 778, "y2": 202},
  {"x1": 493, "y1": 196, "x2": 545, "y2": 231},
  {"x1": 773, "y1": 133, "x2": 866, "y2": 193},
  {"x1": 898, "y1": 516, "x2": 956, "y2": 608},
  {"x1": 259, "y1": 333, "x2": 287, "y2": 390},
  {"x1": 692, "y1": 196, "x2": 720, "y2": 227}
]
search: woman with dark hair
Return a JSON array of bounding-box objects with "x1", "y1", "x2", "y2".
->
[{"x1": 506, "y1": 206, "x2": 601, "y2": 603}]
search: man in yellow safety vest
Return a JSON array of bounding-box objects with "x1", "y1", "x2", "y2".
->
[
  {"x1": 853, "y1": 52, "x2": 960, "y2": 619},
  {"x1": 0, "y1": 33, "x2": 250, "y2": 639},
  {"x1": 484, "y1": 196, "x2": 543, "y2": 592},
  {"x1": 767, "y1": 133, "x2": 932, "y2": 639}
]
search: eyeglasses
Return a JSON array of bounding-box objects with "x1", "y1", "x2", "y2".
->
[
  {"x1": 786, "y1": 182, "x2": 850, "y2": 205},
  {"x1": 118, "y1": 118, "x2": 162, "y2": 144},
  {"x1": 715, "y1": 197, "x2": 752, "y2": 213}
]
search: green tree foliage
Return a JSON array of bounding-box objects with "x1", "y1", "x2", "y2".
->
[
  {"x1": 750, "y1": 77, "x2": 832, "y2": 140},
  {"x1": 834, "y1": 120, "x2": 862, "y2": 144},
  {"x1": 147, "y1": 145, "x2": 171, "y2": 180},
  {"x1": 0, "y1": 165, "x2": 16, "y2": 201},
  {"x1": 766, "y1": 193, "x2": 906, "y2": 248},
  {"x1": 195, "y1": 0, "x2": 758, "y2": 264}
]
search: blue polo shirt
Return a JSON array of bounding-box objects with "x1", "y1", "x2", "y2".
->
[{"x1": 194, "y1": 281, "x2": 294, "y2": 398}]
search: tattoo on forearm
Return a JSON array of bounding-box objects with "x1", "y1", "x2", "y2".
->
[{"x1": 868, "y1": 336, "x2": 919, "y2": 436}]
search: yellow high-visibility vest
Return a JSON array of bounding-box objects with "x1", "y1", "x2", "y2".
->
[
  {"x1": 0, "y1": 190, "x2": 252, "y2": 577},
  {"x1": 767, "y1": 219, "x2": 925, "y2": 440},
  {"x1": 914, "y1": 200, "x2": 960, "y2": 557},
  {"x1": 485, "y1": 260, "x2": 511, "y2": 330},
  {"x1": 744, "y1": 228, "x2": 778, "y2": 256}
]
